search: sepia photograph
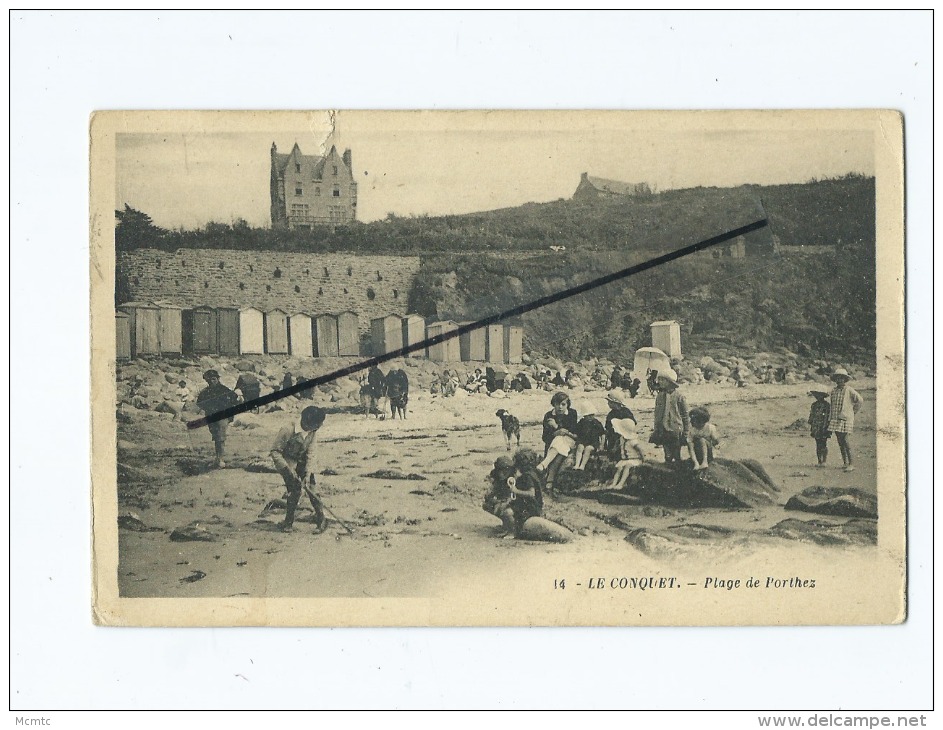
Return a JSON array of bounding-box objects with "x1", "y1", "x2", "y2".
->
[{"x1": 90, "y1": 110, "x2": 905, "y2": 627}]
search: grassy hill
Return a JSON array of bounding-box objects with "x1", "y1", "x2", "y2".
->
[{"x1": 116, "y1": 174, "x2": 876, "y2": 361}]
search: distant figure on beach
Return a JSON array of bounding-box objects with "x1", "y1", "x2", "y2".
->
[
  {"x1": 828, "y1": 367, "x2": 863, "y2": 472},
  {"x1": 651, "y1": 369, "x2": 689, "y2": 465},
  {"x1": 235, "y1": 371, "x2": 261, "y2": 408},
  {"x1": 366, "y1": 365, "x2": 387, "y2": 417},
  {"x1": 627, "y1": 378, "x2": 642, "y2": 398},
  {"x1": 196, "y1": 369, "x2": 239, "y2": 469},
  {"x1": 646, "y1": 369, "x2": 659, "y2": 396},
  {"x1": 551, "y1": 371, "x2": 566, "y2": 387},
  {"x1": 610, "y1": 365, "x2": 624, "y2": 390},
  {"x1": 687, "y1": 407, "x2": 720, "y2": 471},
  {"x1": 465, "y1": 368, "x2": 486, "y2": 393},
  {"x1": 807, "y1": 387, "x2": 832, "y2": 468},
  {"x1": 620, "y1": 369, "x2": 635, "y2": 392},
  {"x1": 175, "y1": 380, "x2": 191, "y2": 410},
  {"x1": 281, "y1": 372, "x2": 294, "y2": 393}
]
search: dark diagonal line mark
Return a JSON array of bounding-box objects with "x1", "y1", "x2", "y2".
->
[{"x1": 187, "y1": 218, "x2": 768, "y2": 429}]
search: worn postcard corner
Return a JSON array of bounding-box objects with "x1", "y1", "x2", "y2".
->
[{"x1": 90, "y1": 109, "x2": 905, "y2": 627}]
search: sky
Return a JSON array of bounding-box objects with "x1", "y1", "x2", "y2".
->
[{"x1": 115, "y1": 111, "x2": 875, "y2": 230}]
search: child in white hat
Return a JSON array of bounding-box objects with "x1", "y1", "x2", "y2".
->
[
  {"x1": 828, "y1": 367, "x2": 863, "y2": 472},
  {"x1": 808, "y1": 387, "x2": 832, "y2": 467},
  {"x1": 609, "y1": 417, "x2": 646, "y2": 489}
]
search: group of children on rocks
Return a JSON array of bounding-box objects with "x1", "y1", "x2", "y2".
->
[{"x1": 484, "y1": 364, "x2": 866, "y2": 539}]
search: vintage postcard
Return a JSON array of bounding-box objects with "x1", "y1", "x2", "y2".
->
[{"x1": 90, "y1": 110, "x2": 905, "y2": 626}]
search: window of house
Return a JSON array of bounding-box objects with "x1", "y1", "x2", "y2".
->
[
  {"x1": 295, "y1": 185, "x2": 303, "y2": 196},
  {"x1": 333, "y1": 165, "x2": 338, "y2": 176},
  {"x1": 315, "y1": 186, "x2": 320, "y2": 196},
  {"x1": 295, "y1": 163, "x2": 301, "y2": 173},
  {"x1": 333, "y1": 186, "x2": 340, "y2": 197}
]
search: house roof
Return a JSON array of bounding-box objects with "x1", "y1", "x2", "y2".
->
[
  {"x1": 585, "y1": 175, "x2": 647, "y2": 195},
  {"x1": 272, "y1": 143, "x2": 329, "y2": 178}
]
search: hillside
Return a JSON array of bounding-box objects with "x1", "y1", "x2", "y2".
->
[
  {"x1": 116, "y1": 175, "x2": 876, "y2": 361},
  {"x1": 117, "y1": 175, "x2": 874, "y2": 255}
]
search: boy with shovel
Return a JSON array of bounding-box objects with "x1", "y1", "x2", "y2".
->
[{"x1": 270, "y1": 406, "x2": 328, "y2": 532}]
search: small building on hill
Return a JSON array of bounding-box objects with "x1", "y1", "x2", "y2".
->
[
  {"x1": 574, "y1": 172, "x2": 652, "y2": 200},
  {"x1": 270, "y1": 142, "x2": 357, "y2": 229}
]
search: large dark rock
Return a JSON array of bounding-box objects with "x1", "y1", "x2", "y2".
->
[
  {"x1": 626, "y1": 459, "x2": 779, "y2": 509},
  {"x1": 169, "y1": 524, "x2": 218, "y2": 542},
  {"x1": 767, "y1": 518, "x2": 877, "y2": 546},
  {"x1": 625, "y1": 523, "x2": 740, "y2": 559},
  {"x1": 785, "y1": 486, "x2": 877, "y2": 519},
  {"x1": 557, "y1": 457, "x2": 779, "y2": 509}
]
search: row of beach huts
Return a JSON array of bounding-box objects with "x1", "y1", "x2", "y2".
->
[{"x1": 115, "y1": 302, "x2": 523, "y2": 364}]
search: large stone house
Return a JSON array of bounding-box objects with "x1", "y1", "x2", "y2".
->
[{"x1": 270, "y1": 142, "x2": 358, "y2": 229}]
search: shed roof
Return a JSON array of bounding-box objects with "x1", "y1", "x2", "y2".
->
[
  {"x1": 650, "y1": 320, "x2": 679, "y2": 327},
  {"x1": 585, "y1": 175, "x2": 648, "y2": 195}
]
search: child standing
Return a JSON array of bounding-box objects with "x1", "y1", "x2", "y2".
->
[
  {"x1": 828, "y1": 367, "x2": 863, "y2": 472},
  {"x1": 270, "y1": 406, "x2": 327, "y2": 532},
  {"x1": 652, "y1": 369, "x2": 690, "y2": 464},
  {"x1": 573, "y1": 402, "x2": 606, "y2": 470},
  {"x1": 808, "y1": 387, "x2": 832, "y2": 467},
  {"x1": 609, "y1": 417, "x2": 646, "y2": 489},
  {"x1": 687, "y1": 407, "x2": 720, "y2": 470}
]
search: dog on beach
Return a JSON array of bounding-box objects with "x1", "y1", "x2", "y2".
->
[{"x1": 495, "y1": 409, "x2": 521, "y2": 451}]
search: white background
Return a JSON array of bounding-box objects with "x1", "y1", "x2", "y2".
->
[{"x1": 8, "y1": 9, "x2": 933, "y2": 718}]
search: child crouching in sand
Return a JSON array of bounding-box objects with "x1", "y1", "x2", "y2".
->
[
  {"x1": 484, "y1": 450, "x2": 544, "y2": 538},
  {"x1": 609, "y1": 417, "x2": 645, "y2": 489}
]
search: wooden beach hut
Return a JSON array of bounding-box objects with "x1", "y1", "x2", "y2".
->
[
  {"x1": 459, "y1": 322, "x2": 486, "y2": 362},
  {"x1": 182, "y1": 306, "x2": 218, "y2": 355},
  {"x1": 336, "y1": 311, "x2": 360, "y2": 357},
  {"x1": 115, "y1": 310, "x2": 132, "y2": 361},
  {"x1": 427, "y1": 320, "x2": 461, "y2": 362},
  {"x1": 238, "y1": 307, "x2": 265, "y2": 354},
  {"x1": 313, "y1": 314, "x2": 339, "y2": 357},
  {"x1": 503, "y1": 324, "x2": 523, "y2": 364},
  {"x1": 119, "y1": 301, "x2": 161, "y2": 357},
  {"x1": 401, "y1": 314, "x2": 426, "y2": 358},
  {"x1": 289, "y1": 313, "x2": 314, "y2": 357},
  {"x1": 485, "y1": 324, "x2": 505, "y2": 363},
  {"x1": 371, "y1": 315, "x2": 404, "y2": 356},
  {"x1": 153, "y1": 302, "x2": 183, "y2": 355},
  {"x1": 650, "y1": 320, "x2": 682, "y2": 358},
  {"x1": 264, "y1": 309, "x2": 289, "y2": 354},
  {"x1": 215, "y1": 307, "x2": 240, "y2": 356}
]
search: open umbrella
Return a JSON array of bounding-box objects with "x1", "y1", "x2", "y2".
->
[{"x1": 632, "y1": 347, "x2": 671, "y2": 382}]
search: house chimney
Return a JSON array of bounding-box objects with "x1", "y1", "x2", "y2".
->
[
  {"x1": 271, "y1": 142, "x2": 277, "y2": 157},
  {"x1": 580, "y1": 172, "x2": 588, "y2": 181},
  {"x1": 342, "y1": 148, "x2": 352, "y2": 172}
]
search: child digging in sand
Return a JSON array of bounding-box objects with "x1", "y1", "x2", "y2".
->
[
  {"x1": 609, "y1": 416, "x2": 646, "y2": 489},
  {"x1": 807, "y1": 387, "x2": 832, "y2": 467}
]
